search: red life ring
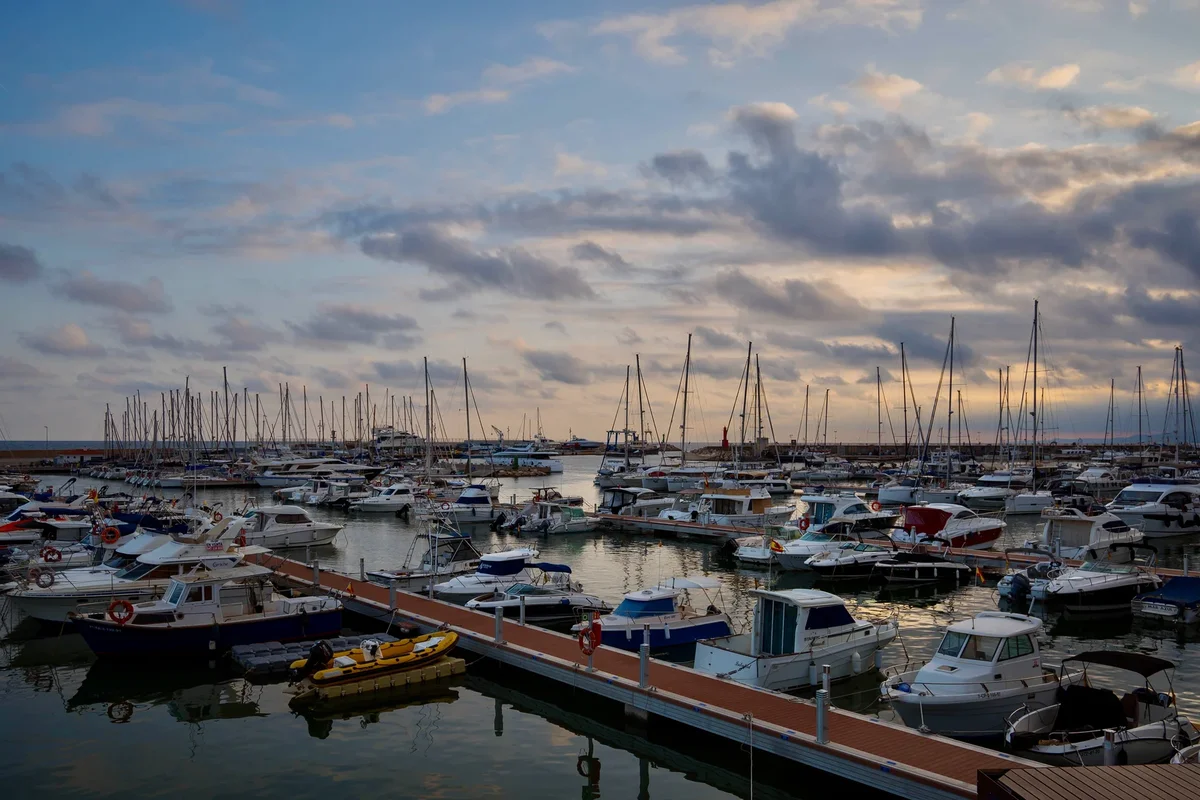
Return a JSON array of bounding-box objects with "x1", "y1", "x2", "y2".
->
[
  {"x1": 213, "y1": 512, "x2": 223, "y2": 522},
  {"x1": 100, "y1": 527, "x2": 121, "y2": 545},
  {"x1": 870, "y1": 501, "x2": 882, "y2": 512},
  {"x1": 440, "y1": 502, "x2": 451, "y2": 510},
  {"x1": 577, "y1": 615, "x2": 602, "y2": 656},
  {"x1": 108, "y1": 599, "x2": 135, "y2": 625},
  {"x1": 41, "y1": 546, "x2": 62, "y2": 563},
  {"x1": 799, "y1": 517, "x2": 811, "y2": 530},
  {"x1": 234, "y1": 532, "x2": 247, "y2": 547}
]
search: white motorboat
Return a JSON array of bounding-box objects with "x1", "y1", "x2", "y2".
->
[
  {"x1": 366, "y1": 525, "x2": 482, "y2": 591},
  {"x1": 796, "y1": 490, "x2": 895, "y2": 533},
  {"x1": 597, "y1": 487, "x2": 675, "y2": 519},
  {"x1": 1005, "y1": 651, "x2": 1199, "y2": 765},
  {"x1": 959, "y1": 468, "x2": 1033, "y2": 510},
  {"x1": 466, "y1": 583, "x2": 611, "y2": 623},
  {"x1": 349, "y1": 483, "x2": 418, "y2": 513},
  {"x1": 694, "y1": 588, "x2": 897, "y2": 691},
  {"x1": 774, "y1": 521, "x2": 891, "y2": 571},
  {"x1": 515, "y1": 502, "x2": 597, "y2": 536},
  {"x1": 882, "y1": 612, "x2": 1078, "y2": 738},
  {"x1": 425, "y1": 484, "x2": 498, "y2": 524},
  {"x1": 485, "y1": 443, "x2": 564, "y2": 473},
  {"x1": 1031, "y1": 544, "x2": 1162, "y2": 611},
  {"x1": 877, "y1": 476, "x2": 924, "y2": 506},
  {"x1": 1106, "y1": 481, "x2": 1200, "y2": 538},
  {"x1": 1032, "y1": 505, "x2": 1142, "y2": 560},
  {"x1": 431, "y1": 548, "x2": 558, "y2": 600},
  {"x1": 724, "y1": 470, "x2": 794, "y2": 495},
  {"x1": 4, "y1": 520, "x2": 267, "y2": 623},
  {"x1": 229, "y1": 506, "x2": 343, "y2": 549},
  {"x1": 665, "y1": 465, "x2": 726, "y2": 493},
  {"x1": 657, "y1": 486, "x2": 795, "y2": 528},
  {"x1": 805, "y1": 541, "x2": 895, "y2": 579},
  {"x1": 731, "y1": 524, "x2": 803, "y2": 567},
  {"x1": 872, "y1": 547, "x2": 974, "y2": 585},
  {"x1": 1076, "y1": 466, "x2": 1128, "y2": 496},
  {"x1": 571, "y1": 576, "x2": 731, "y2": 653},
  {"x1": 890, "y1": 503, "x2": 1005, "y2": 550}
]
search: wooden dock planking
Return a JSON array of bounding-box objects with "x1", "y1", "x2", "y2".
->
[{"x1": 259, "y1": 553, "x2": 1039, "y2": 799}]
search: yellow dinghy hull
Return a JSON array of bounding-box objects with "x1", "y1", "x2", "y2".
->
[{"x1": 290, "y1": 631, "x2": 458, "y2": 687}]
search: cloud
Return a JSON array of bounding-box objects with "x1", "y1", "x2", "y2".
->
[
  {"x1": 312, "y1": 366, "x2": 350, "y2": 389},
  {"x1": 592, "y1": 0, "x2": 922, "y2": 67},
  {"x1": 852, "y1": 64, "x2": 923, "y2": 110},
  {"x1": 370, "y1": 358, "x2": 499, "y2": 389},
  {"x1": 0, "y1": 356, "x2": 52, "y2": 384},
  {"x1": 1172, "y1": 60, "x2": 1200, "y2": 90},
  {"x1": 1065, "y1": 104, "x2": 1156, "y2": 131},
  {"x1": 59, "y1": 272, "x2": 173, "y2": 313},
  {"x1": 616, "y1": 327, "x2": 643, "y2": 345},
  {"x1": 359, "y1": 225, "x2": 597, "y2": 301},
  {"x1": 555, "y1": 152, "x2": 607, "y2": 178},
  {"x1": 287, "y1": 305, "x2": 422, "y2": 347},
  {"x1": 212, "y1": 317, "x2": 283, "y2": 352},
  {"x1": 1102, "y1": 76, "x2": 1148, "y2": 92},
  {"x1": 424, "y1": 57, "x2": 574, "y2": 115},
  {"x1": 694, "y1": 326, "x2": 741, "y2": 349},
  {"x1": 642, "y1": 150, "x2": 715, "y2": 185},
  {"x1": 809, "y1": 94, "x2": 852, "y2": 116},
  {"x1": 714, "y1": 269, "x2": 866, "y2": 320},
  {"x1": 570, "y1": 240, "x2": 633, "y2": 273},
  {"x1": 20, "y1": 323, "x2": 107, "y2": 357},
  {"x1": 543, "y1": 320, "x2": 568, "y2": 334},
  {"x1": 765, "y1": 331, "x2": 895, "y2": 365},
  {"x1": 0, "y1": 242, "x2": 43, "y2": 282},
  {"x1": 985, "y1": 62, "x2": 1080, "y2": 90},
  {"x1": 423, "y1": 89, "x2": 510, "y2": 115},
  {"x1": 521, "y1": 349, "x2": 595, "y2": 384}
]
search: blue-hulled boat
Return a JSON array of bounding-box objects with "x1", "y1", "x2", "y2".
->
[
  {"x1": 573, "y1": 576, "x2": 732, "y2": 654},
  {"x1": 1133, "y1": 576, "x2": 1200, "y2": 624},
  {"x1": 69, "y1": 564, "x2": 342, "y2": 657}
]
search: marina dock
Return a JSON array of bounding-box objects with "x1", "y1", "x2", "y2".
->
[{"x1": 258, "y1": 552, "x2": 1041, "y2": 800}]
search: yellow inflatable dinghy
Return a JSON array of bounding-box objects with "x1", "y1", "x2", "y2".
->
[{"x1": 289, "y1": 631, "x2": 458, "y2": 688}]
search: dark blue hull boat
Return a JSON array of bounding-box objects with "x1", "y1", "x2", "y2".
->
[{"x1": 73, "y1": 609, "x2": 343, "y2": 657}]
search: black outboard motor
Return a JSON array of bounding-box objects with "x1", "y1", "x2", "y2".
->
[
  {"x1": 290, "y1": 639, "x2": 334, "y2": 683},
  {"x1": 490, "y1": 510, "x2": 507, "y2": 532}
]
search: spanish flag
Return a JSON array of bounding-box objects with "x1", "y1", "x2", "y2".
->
[
  {"x1": 770, "y1": 539, "x2": 785, "y2": 553},
  {"x1": 975, "y1": 566, "x2": 986, "y2": 584}
]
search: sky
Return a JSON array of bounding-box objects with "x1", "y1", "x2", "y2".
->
[{"x1": 1, "y1": 0, "x2": 1199, "y2": 445}]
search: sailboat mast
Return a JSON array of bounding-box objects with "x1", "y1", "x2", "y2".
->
[
  {"x1": 636, "y1": 354, "x2": 645, "y2": 450},
  {"x1": 624, "y1": 365, "x2": 631, "y2": 468},
  {"x1": 803, "y1": 385, "x2": 810, "y2": 449},
  {"x1": 424, "y1": 357, "x2": 432, "y2": 478},
  {"x1": 680, "y1": 334, "x2": 691, "y2": 467},
  {"x1": 876, "y1": 366, "x2": 882, "y2": 460},
  {"x1": 463, "y1": 357, "x2": 471, "y2": 480},
  {"x1": 947, "y1": 316, "x2": 955, "y2": 483},
  {"x1": 901, "y1": 344, "x2": 908, "y2": 462},
  {"x1": 1137, "y1": 365, "x2": 1144, "y2": 457},
  {"x1": 739, "y1": 341, "x2": 752, "y2": 459},
  {"x1": 823, "y1": 388, "x2": 830, "y2": 445},
  {"x1": 1031, "y1": 300, "x2": 1038, "y2": 489}
]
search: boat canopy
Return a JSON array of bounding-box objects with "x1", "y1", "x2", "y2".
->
[
  {"x1": 613, "y1": 595, "x2": 676, "y2": 617},
  {"x1": 1135, "y1": 576, "x2": 1200, "y2": 608},
  {"x1": 655, "y1": 576, "x2": 721, "y2": 591},
  {"x1": 1064, "y1": 650, "x2": 1176, "y2": 677},
  {"x1": 530, "y1": 562, "x2": 571, "y2": 573}
]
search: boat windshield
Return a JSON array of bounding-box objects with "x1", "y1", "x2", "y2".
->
[
  {"x1": 613, "y1": 597, "x2": 675, "y2": 618},
  {"x1": 165, "y1": 580, "x2": 186, "y2": 605},
  {"x1": 1081, "y1": 561, "x2": 1136, "y2": 574},
  {"x1": 505, "y1": 583, "x2": 553, "y2": 596},
  {"x1": 102, "y1": 553, "x2": 135, "y2": 570},
  {"x1": 937, "y1": 631, "x2": 1003, "y2": 661},
  {"x1": 800, "y1": 531, "x2": 833, "y2": 542},
  {"x1": 113, "y1": 561, "x2": 159, "y2": 581},
  {"x1": 1112, "y1": 489, "x2": 1163, "y2": 504}
]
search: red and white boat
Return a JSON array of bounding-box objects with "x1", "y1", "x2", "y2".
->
[{"x1": 891, "y1": 503, "x2": 1006, "y2": 550}]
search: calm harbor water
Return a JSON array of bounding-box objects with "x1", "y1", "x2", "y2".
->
[{"x1": 4, "y1": 455, "x2": 1200, "y2": 797}]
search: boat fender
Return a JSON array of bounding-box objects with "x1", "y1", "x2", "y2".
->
[
  {"x1": 108, "y1": 599, "x2": 135, "y2": 625},
  {"x1": 852, "y1": 651, "x2": 863, "y2": 674},
  {"x1": 690, "y1": 510, "x2": 698, "y2": 522},
  {"x1": 35, "y1": 570, "x2": 55, "y2": 589},
  {"x1": 40, "y1": 546, "x2": 62, "y2": 563},
  {"x1": 896, "y1": 682, "x2": 912, "y2": 693}
]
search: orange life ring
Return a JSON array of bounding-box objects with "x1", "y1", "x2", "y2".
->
[
  {"x1": 578, "y1": 615, "x2": 602, "y2": 656},
  {"x1": 870, "y1": 501, "x2": 882, "y2": 512},
  {"x1": 40, "y1": 546, "x2": 62, "y2": 563},
  {"x1": 108, "y1": 599, "x2": 135, "y2": 625},
  {"x1": 799, "y1": 517, "x2": 811, "y2": 530},
  {"x1": 213, "y1": 512, "x2": 223, "y2": 522},
  {"x1": 100, "y1": 527, "x2": 121, "y2": 545}
]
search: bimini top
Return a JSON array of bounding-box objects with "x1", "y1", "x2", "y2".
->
[
  {"x1": 946, "y1": 611, "x2": 1042, "y2": 638},
  {"x1": 530, "y1": 562, "x2": 571, "y2": 574},
  {"x1": 655, "y1": 575, "x2": 721, "y2": 591},
  {"x1": 480, "y1": 548, "x2": 538, "y2": 562},
  {"x1": 620, "y1": 575, "x2": 721, "y2": 604},
  {"x1": 1064, "y1": 650, "x2": 1176, "y2": 677},
  {"x1": 749, "y1": 588, "x2": 847, "y2": 608}
]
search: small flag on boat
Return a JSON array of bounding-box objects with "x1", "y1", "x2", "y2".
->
[
  {"x1": 769, "y1": 539, "x2": 785, "y2": 553},
  {"x1": 975, "y1": 566, "x2": 985, "y2": 583}
]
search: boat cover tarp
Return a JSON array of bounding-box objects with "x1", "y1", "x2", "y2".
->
[
  {"x1": 1136, "y1": 576, "x2": 1200, "y2": 607},
  {"x1": 530, "y1": 562, "x2": 571, "y2": 573}
]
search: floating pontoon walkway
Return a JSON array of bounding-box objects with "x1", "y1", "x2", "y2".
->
[{"x1": 258, "y1": 553, "x2": 1040, "y2": 800}]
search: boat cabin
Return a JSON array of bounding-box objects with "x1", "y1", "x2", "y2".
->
[
  {"x1": 475, "y1": 548, "x2": 539, "y2": 577},
  {"x1": 751, "y1": 589, "x2": 861, "y2": 655},
  {"x1": 921, "y1": 612, "x2": 1044, "y2": 685},
  {"x1": 598, "y1": 487, "x2": 671, "y2": 516},
  {"x1": 703, "y1": 487, "x2": 774, "y2": 516},
  {"x1": 453, "y1": 485, "x2": 493, "y2": 506},
  {"x1": 800, "y1": 492, "x2": 875, "y2": 526},
  {"x1": 243, "y1": 505, "x2": 317, "y2": 530},
  {"x1": 121, "y1": 564, "x2": 334, "y2": 625}
]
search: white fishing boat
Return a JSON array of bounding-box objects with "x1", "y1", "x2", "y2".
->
[
  {"x1": 485, "y1": 443, "x2": 564, "y2": 473},
  {"x1": 1005, "y1": 651, "x2": 1199, "y2": 765},
  {"x1": 693, "y1": 589, "x2": 897, "y2": 691},
  {"x1": 424, "y1": 484, "x2": 498, "y2": 524},
  {"x1": 365, "y1": 525, "x2": 482, "y2": 591},
  {"x1": 796, "y1": 490, "x2": 895, "y2": 533},
  {"x1": 571, "y1": 576, "x2": 731, "y2": 653},
  {"x1": 882, "y1": 612, "x2": 1078, "y2": 738},
  {"x1": 1032, "y1": 505, "x2": 1142, "y2": 560},
  {"x1": 431, "y1": 548, "x2": 565, "y2": 600},
  {"x1": 774, "y1": 521, "x2": 891, "y2": 571},
  {"x1": 515, "y1": 502, "x2": 597, "y2": 536},
  {"x1": 597, "y1": 487, "x2": 675, "y2": 519},
  {"x1": 228, "y1": 506, "x2": 343, "y2": 549}
]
